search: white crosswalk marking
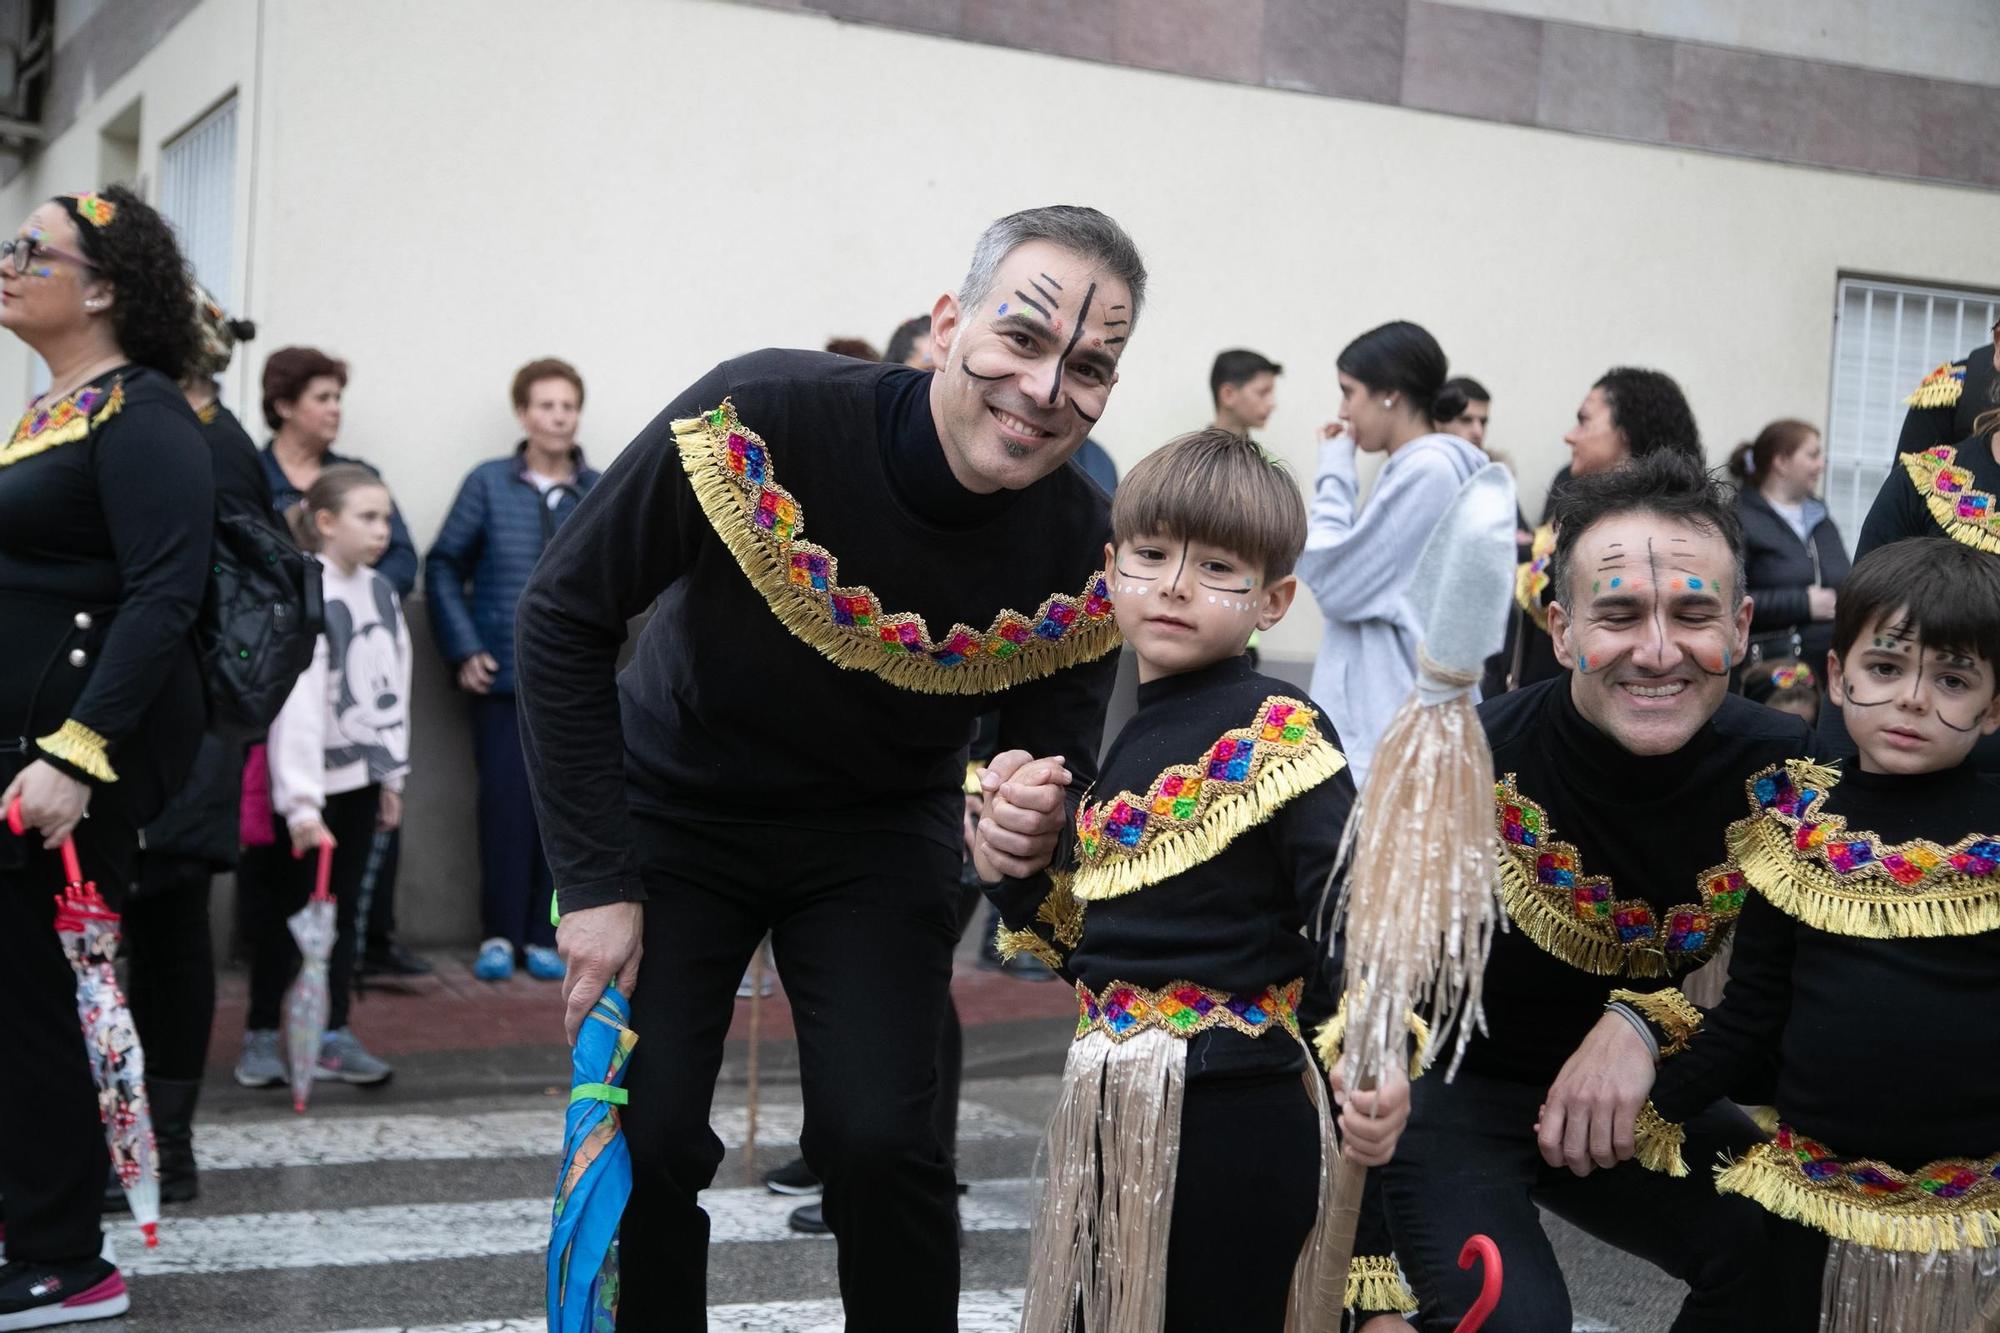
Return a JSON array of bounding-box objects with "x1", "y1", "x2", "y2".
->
[
  {"x1": 193, "y1": 1100, "x2": 1041, "y2": 1171},
  {"x1": 108, "y1": 1179, "x2": 1036, "y2": 1277},
  {"x1": 321, "y1": 1290, "x2": 1033, "y2": 1333}
]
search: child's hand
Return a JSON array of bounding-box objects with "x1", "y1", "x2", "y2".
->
[
  {"x1": 378, "y1": 789, "x2": 403, "y2": 832},
  {"x1": 971, "y1": 750, "x2": 1072, "y2": 882},
  {"x1": 290, "y1": 817, "x2": 336, "y2": 857},
  {"x1": 1332, "y1": 1062, "x2": 1411, "y2": 1168}
]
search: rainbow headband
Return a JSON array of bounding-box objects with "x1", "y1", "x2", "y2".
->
[{"x1": 67, "y1": 193, "x2": 117, "y2": 228}]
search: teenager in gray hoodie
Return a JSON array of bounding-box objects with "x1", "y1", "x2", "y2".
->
[{"x1": 1298, "y1": 321, "x2": 1487, "y2": 784}]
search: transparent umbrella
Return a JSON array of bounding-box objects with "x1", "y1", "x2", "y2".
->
[{"x1": 282, "y1": 841, "x2": 336, "y2": 1113}]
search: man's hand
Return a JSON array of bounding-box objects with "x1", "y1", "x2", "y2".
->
[
  {"x1": 458, "y1": 652, "x2": 498, "y2": 694},
  {"x1": 556, "y1": 901, "x2": 644, "y2": 1044},
  {"x1": 2, "y1": 759, "x2": 91, "y2": 849},
  {"x1": 970, "y1": 750, "x2": 1072, "y2": 882},
  {"x1": 1537, "y1": 1011, "x2": 1658, "y2": 1176},
  {"x1": 1332, "y1": 1062, "x2": 1411, "y2": 1168}
]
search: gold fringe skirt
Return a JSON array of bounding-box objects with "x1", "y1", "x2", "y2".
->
[{"x1": 1019, "y1": 1024, "x2": 1342, "y2": 1333}]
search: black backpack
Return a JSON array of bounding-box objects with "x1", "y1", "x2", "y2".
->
[{"x1": 197, "y1": 506, "x2": 323, "y2": 742}]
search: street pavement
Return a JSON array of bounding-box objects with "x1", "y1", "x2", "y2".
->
[{"x1": 100, "y1": 935, "x2": 1687, "y2": 1331}]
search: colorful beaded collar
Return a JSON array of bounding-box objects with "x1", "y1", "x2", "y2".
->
[
  {"x1": 674, "y1": 399, "x2": 1119, "y2": 695},
  {"x1": 1074, "y1": 978, "x2": 1303, "y2": 1044},
  {"x1": 1901, "y1": 445, "x2": 2000, "y2": 555},
  {"x1": 1071, "y1": 695, "x2": 1346, "y2": 902},
  {"x1": 1495, "y1": 774, "x2": 1744, "y2": 976},
  {"x1": 1906, "y1": 360, "x2": 1966, "y2": 411},
  {"x1": 0, "y1": 376, "x2": 125, "y2": 468},
  {"x1": 1730, "y1": 759, "x2": 2000, "y2": 938}
]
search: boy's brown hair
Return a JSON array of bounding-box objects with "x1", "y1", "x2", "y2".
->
[{"x1": 1110, "y1": 429, "x2": 1307, "y2": 581}]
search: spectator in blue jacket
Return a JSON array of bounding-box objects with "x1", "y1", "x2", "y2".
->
[{"x1": 426, "y1": 357, "x2": 600, "y2": 980}]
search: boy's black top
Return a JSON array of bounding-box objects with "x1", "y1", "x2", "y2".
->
[
  {"x1": 993, "y1": 655, "x2": 1355, "y2": 1079},
  {"x1": 516, "y1": 349, "x2": 1120, "y2": 914},
  {"x1": 0, "y1": 366, "x2": 212, "y2": 819},
  {"x1": 1471, "y1": 677, "x2": 1810, "y2": 1085},
  {"x1": 1653, "y1": 761, "x2": 2000, "y2": 1168},
  {"x1": 1894, "y1": 345, "x2": 1996, "y2": 462},
  {"x1": 1858, "y1": 430, "x2": 2000, "y2": 561}
]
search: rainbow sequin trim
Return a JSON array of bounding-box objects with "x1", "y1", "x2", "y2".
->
[
  {"x1": 1513, "y1": 522, "x2": 1556, "y2": 631},
  {"x1": 1902, "y1": 445, "x2": 2000, "y2": 555},
  {"x1": 1767, "y1": 662, "x2": 1814, "y2": 691},
  {"x1": 1070, "y1": 695, "x2": 1346, "y2": 900},
  {"x1": 674, "y1": 399, "x2": 1119, "y2": 695},
  {"x1": 1075, "y1": 978, "x2": 1302, "y2": 1044},
  {"x1": 0, "y1": 377, "x2": 124, "y2": 468},
  {"x1": 1728, "y1": 760, "x2": 2000, "y2": 937},
  {"x1": 1906, "y1": 361, "x2": 1966, "y2": 410},
  {"x1": 1715, "y1": 1123, "x2": 2000, "y2": 1252},
  {"x1": 1496, "y1": 775, "x2": 1741, "y2": 976}
]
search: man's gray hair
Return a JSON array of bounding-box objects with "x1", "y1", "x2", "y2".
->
[{"x1": 957, "y1": 205, "x2": 1148, "y2": 331}]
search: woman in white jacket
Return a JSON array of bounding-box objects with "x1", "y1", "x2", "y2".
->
[
  {"x1": 233, "y1": 464, "x2": 411, "y2": 1090},
  {"x1": 1298, "y1": 321, "x2": 1487, "y2": 785}
]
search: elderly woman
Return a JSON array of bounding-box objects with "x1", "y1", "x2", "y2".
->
[{"x1": 0, "y1": 185, "x2": 211, "y2": 1327}]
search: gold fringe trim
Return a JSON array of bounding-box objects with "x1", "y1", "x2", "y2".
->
[
  {"x1": 1633, "y1": 1102, "x2": 1689, "y2": 1178},
  {"x1": 0, "y1": 378, "x2": 125, "y2": 467},
  {"x1": 1902, "y1": 447, "x2": 2000, "y2": 555},
  {"x1": 1497, "y1": 854, "x2": 1667, "y2": 977},
  {"x1": 1906, "y1": 361, "x2": 1966, "y2": 409},
  {"x1": 675, "y1": 401, "x2": 1120, "y2": 695},
  {"x1": 1311, "y1": 997, "x2": 1431, "y2": 1079},
  {"x1": 1071, "y1": 734, "x2": 1346, "y2": 901},
  {"x1": 1734, "y1": 821, "x2": 2000, "y2": 939},
  {"x1": 35, "y1": 718, "x2": 117, "y2": 783},
  {"x1": 1716, "y1": 1139, "x2": 2000, "y2": 1253},
  {"x1": 1345, "y1": 1255, "x2": 1419, "y2": 1315},
  {"x1": 993, "y1": 874, "x2": 1085, "y2": 971},
  {"x1": 1609, "y1": 986, "x2": 1703, "y2": 1057}
]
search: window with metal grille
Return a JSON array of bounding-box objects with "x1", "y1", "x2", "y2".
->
[
  {"x1": 159, "y1": 96, "x2": 237, "y2": 307},
  {"x1": 1825, "y1": 276, "x2": 1999, "y2": 542}
]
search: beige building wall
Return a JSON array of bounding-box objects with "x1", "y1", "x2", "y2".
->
[{"x1": 1, "y1": 0, "x2": 1994, "y2": 937}]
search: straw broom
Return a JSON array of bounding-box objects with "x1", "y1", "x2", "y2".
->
[{"x1": 1319, "y1": 464, "x2": 1519, "y2": 1298}]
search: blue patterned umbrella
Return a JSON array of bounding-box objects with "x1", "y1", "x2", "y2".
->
[{"x1": 548, "y1": 988, "x2": 637, "y2": 1333}]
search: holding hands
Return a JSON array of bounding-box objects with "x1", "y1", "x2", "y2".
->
[{"x1": 970, "y1": 749, "x2": 1073, "y2": 882}]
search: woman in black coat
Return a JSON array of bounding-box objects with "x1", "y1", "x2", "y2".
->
[
  {"x1": 1727, "y1": 419, "x2": 1851, "y2": 691},
  {"x1": 0, "y1": 186, "x2": 211, "y2": 1323}
]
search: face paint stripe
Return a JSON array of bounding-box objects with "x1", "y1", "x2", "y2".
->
[
  {"x1": 1049, "y1": 281, "x2": 1097, "y2": 408},
  {"x1": 961, "y1": 363, "x2": 1007, "y2": 382},
  {"x1": 1030, "y1": 278, "x2": 1060, "y2": 309},
  {"x1": 1014, "y1": 291, "x2": 1050, "y2": 320},
  {"x1": 1040, "y1": 272, "x2": 1063, "y2": 291}
]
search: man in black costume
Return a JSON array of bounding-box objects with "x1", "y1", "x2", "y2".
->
[{"x1": 515, "y1": 206, "x2": 1144, "y2": 1329}]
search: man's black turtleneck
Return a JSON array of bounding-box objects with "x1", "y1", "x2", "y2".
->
[
  {"x1": 1653, "y1": 761, "x2": 2000, "y2": 1167},
  {"x1": 1469, "y1": 675, "x2": 1809, "y2": 1085},
  {"x1": 517, "y1": 349, "x2": 1119, "y2": 914}
]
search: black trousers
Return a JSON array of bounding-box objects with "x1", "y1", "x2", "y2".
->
[
  {"x1": 472, "y1": 693, "x2": 554, "y2": 951},
  {"x1": 1163, "y1": 1070, "x2": 1322, "y2": 1332},
  {"x1": 0, "y1": 820, "x2": 129, "y2": 1265},
  {"x1": 1381, "y1": 1069, "x2": 1778, "y2": 1331},
  {"x1": 123, "y1": 854, "x2": 217, "y2": 1081},
  {"x1": 240, "y1": 785, "x2": 378, "y2": 1032},
  {"x1": 616, "y1": 811, "x2": 962, "y2": 1331}
]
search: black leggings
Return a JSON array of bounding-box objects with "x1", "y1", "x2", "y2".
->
[
  {"x1": 1164, "y1": 1069, "x2": 1323, "y2": 1331},
  {"x1": 240, "y1": 785, "x2": 378, "y2": 1032},
  {"x1": 123, "y1": 854, "x2": 217, "y2": 1081}
]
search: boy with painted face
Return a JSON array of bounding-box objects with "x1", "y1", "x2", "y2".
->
[
  {"x1": 1381, "y1": 451, "x2": 1807, "y2": 1330},
  {"x1": 1623, "y1": 537, "x2": 2000, "y2": 1330},
  {"x1": 988, "y1": 429, "x2": 1416, "y2": 1332}
]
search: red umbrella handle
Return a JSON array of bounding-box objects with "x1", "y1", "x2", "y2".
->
[
  {"x1": 1453, "y1": 1234, "x2": 1503, "y2": 1332},
  {"x1": 7, "y1": 797, "x2": 85, "y2": 887},
  {"x1": 290, "y1": 835, "x2": 336, "y2": 902}
]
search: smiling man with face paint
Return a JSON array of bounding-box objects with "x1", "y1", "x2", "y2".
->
[
  {"x1": 513, "y1": 206, "x2": 1143, "y2": 1329},
  {"x1": 1379, "y1": 452, "x2": 1809, "y2": 1331}
]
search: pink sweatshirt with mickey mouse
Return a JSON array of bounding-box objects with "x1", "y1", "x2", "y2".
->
[{"x1": 268, "y1": 556, "x2": 413, "y2": 830}]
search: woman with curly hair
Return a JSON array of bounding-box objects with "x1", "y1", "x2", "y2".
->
[
  {"x1": 0, "y1": 184, "x2": 211, "y2": 1328},
  {"x1": 1490, "y1": 367, "x2": 1704, "y2": 694}
]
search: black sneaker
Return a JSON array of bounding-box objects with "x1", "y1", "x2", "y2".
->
[
  {"x1": 0, "y1": 1256, "x2": 130, "y2": 1329},
  {"x1": 786, "y1": 1201, "x2": 830, "y2": 1235},
  {"x1": 359, "y1": 942, "x2": 433, "y2": 977},
  {"x1": 761, "y1": 1157, "x2": 821, "y2": 1196}
]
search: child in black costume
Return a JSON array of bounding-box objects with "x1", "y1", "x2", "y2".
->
[{"x1": 1623, "y1": 538, "x2": 2000, "y2": 1331}]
